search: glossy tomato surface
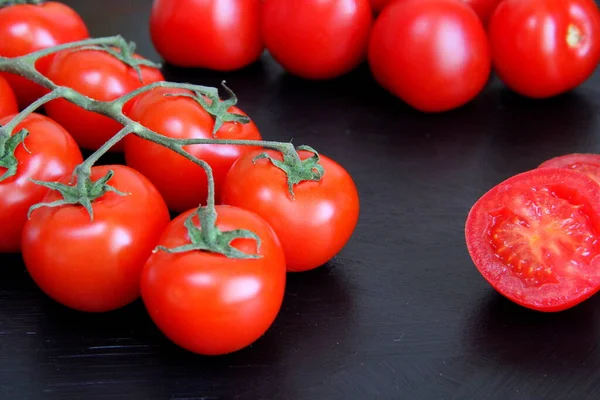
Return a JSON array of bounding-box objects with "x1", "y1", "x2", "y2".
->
[
  {"x1": 465, "y1": 168, "x2": 600, "y2": 312},
  {"x1": 0, "y1": 2, "x2": 89, "y2": 108},
  {"x1": 0, "y1": 113, "x2": 83, "y2": 253},
  {"x1": 368, "y1": 0, "x2": 491, "y2": 112},
  {"x1": 0, "y1": 75, "x2": 18, "y2": 119},
  {"x1": 44, "y1": 49, "x2": 164, "y2": 151},
  {"x1": 125, "y1": 88, "x2": 262, "y2": 212},
  {"x1": 222, "y1": 150, "x2": 360, "y2": 272},
  {"x1": 150, "y1": 0, "x2": 263, "y2": 71},
  {"x1": 141, "y1": 205, "x2": 286, "y2": 355},
  {"x1": 262, "y1": 0, "x2": 373, "y2": 79},
  {"x1": 539, "y1": 153, "x2": 600, "y2": 184},
  {"x1": 489, "y1": 0, "x2": 600, "y2": 98},
  {"x1": 22, "y1": 165, "x2": 170, "y2": 312}
]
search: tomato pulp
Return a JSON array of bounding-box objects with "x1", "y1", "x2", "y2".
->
[{"x1": 539, "y1": 153, "x2": 600, "y2": 184}]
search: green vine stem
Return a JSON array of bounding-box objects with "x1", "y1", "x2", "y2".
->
[
  {"x1": 0, "y1": 35, "x2": 325, "y2": 259},
  {"x1": 0, "y1": 0, "x2": 43, "y2": 7}
]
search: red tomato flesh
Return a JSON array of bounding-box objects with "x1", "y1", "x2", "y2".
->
[{"x1": 539, "y1": 153, "x2": 600, "y2": 184}]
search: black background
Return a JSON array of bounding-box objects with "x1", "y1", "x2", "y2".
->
[{"x1": 3, "y1": 0, "x2": 600, "y2": 398}]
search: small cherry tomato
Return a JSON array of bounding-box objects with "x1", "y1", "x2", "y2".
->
[
  {"x1": 262, "y1": 0, "x2": 373, "y2": 79},
  {"x1": 221, "y1": 149, "x2": 360, "y2": 272},
  {"x1": 0, "y1": 75, "x2": 18, "y2": 119},
  {"x1": 0, "y1": 1, "x2": 89, "y2": 108},
  {"x1": 0, "y1": 113, "x2": 82, "y2": 253},
  {"x1": 22, "y1": 165, "x2": 170, "y2": 312},
  {"x1": 44, "y1": 49, "x2": 164, "y2": 151},
  {"x1": 141, "y1": 205, "x2": 286, "y2": 355}
]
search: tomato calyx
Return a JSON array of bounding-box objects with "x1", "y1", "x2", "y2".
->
[
  {"x1": 254, "y1": 145, "x2": 325, "y2": 199},
  {"x1": 0, "y1": 127, "x2": 30, "y2": 182},
  {"x1": 28, "y1": 167, "x2": 128, "y2": 220},
  {"x1": 0, "y1": 0, "x2": 42, "y2": 8},
  {"x1": 164, "y1": 82, "x2": 251, "y2": 135},
  {"x1": 155, "y1": 206, "x2": 262, "y2": 259}
]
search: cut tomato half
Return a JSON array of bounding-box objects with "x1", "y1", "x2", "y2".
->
[
  {"x1": 465, "y1": 168, "x2": 600, "y2": 311},
  {"x1": 539, "y1": 153, "x2": 600, "y2": 185}
]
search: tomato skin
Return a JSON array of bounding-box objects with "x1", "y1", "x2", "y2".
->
[
  {"x1": 489, "y1": 0, "x2": 600, "y2": 98},
  {"x1": 141, "y1": 205, "x2": 286, "y2": 355},
  {"x1": 0, "y1": 75, "x2": 18, "y2": 119},
  {"x1": 0, "y1": 113, "x2": 82, "y2": 253},
  {"x1": 222, "y1": 150, "x2": 360, "y2": 272},
  {"x1": 262, "y1": 0, "x2": 373, "y2": 80},
  {"x1": 150, "y1": 0, "x2": 263, "y2": 71},
  {"x1": 465, "y1": 168, "x2": 600, "y2": 312},
  {"x1": 22, "y1": 165, "x2": 170, "y2": 312},
  {"x1": 0, "y1": 2, "x2": 89, "y2": 108},
  {"x1": 124, "y1": 88, "x2": 262, "y2": 212},
  {"x1": 44, "y1": 50, "x2": 164, "y2": 152},
  {"x1": 368, "y1": 0, "x2": 491, "y2": 112},
  {"x1": 539, "y1": 153, "x2": 600, "y2": 184},
  {"x1": 462, "y1": 0, "x2": 502, "y2": 25},
  {"x1": 370, "y1": 0, "x2": 392, "y2": 12}
]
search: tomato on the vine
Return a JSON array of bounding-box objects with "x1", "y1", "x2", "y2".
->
[
  {"x1": 150, "y1": 0, "x2": 263, "y2": 71},
  {"x1": 262, "y1": 0, "x2": 373, "y2": 80},
  {"x1": 44, "y1": 49, "x2": 164, "y2": 151},
  {"x1": 221, "y1": 149, "x2": 360, "y2": 272},
  {"x1": 465, "y1": 168, "x2": 600, "y2": 312},
  {"x1": 141, "y1": 205, "x2": 286, "y2": 355},
  {"x1": 368, "y1": 0, "x2": 491, "y2": 112},
  {"x1": 124, "y1": 88, "x2": 262, "y2": 212},
  {"x1": 0, "y1": 75, "x2": 18, "y2": 119},
  {"x1": 0, "y1": 113, "x2": 82, "y2": 253},
  {"x1": 22, "y1": 165, "x2": 170, "y2": 312},
  {"x1": 489, "y1": 0, "x2": 600, "y2": 98},
  {"x1": 0, "y1": 1, "x2": 89, "y2": 108}
]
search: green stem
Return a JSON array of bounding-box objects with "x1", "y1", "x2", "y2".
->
[
  {"x1": 1, "y1": 90, "x2": 64, "y2": 134},
  {"x1": 0, "y1": 0, "x2": 43, "y2": 7},
  {"x1": 80, "y1": 127, "x2": 131, "y2": 172}
]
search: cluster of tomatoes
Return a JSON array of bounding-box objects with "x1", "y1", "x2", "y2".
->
[
  {"x1": 151, "y1": 0, "x2": 600, "y2": 112},
  {"x1": 466, "y1": 154, "x2": 600, "y2": 313},
  {"x1": 0, "y1": 1, "x2": 360, "y2": 355}
]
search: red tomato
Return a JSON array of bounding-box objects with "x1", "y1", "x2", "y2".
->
[
  {"x1": 462, "y1": 0, "x2": 502, "y2": 25},
  {"x1": 141, "y1": 205, "x2": 286, "y2": 355},
  {"x1": 368, "y1": 0, "x2": 491, "y2": 112},
  {"x1": 0, "y1": 75, "x2": 18, "y2": 119},
  {"x1": 539, "y1": 153, "x2": 600, "y2": 184},
  {"x1": 124, "y1": 88, "x2": 262, "y2": 212},
  {"x1": 370, "y1": 0, "x2": 392, "y2": 12},
  {"x1": 44, "y1": 49, "x2": 164, "y2": 152},
  {"x1": 221, "y1": 149, "x2": 359, "y2": 272},
  {"x1": 0, "y1": 2, "x2": 89, "y2": 108},
  {"x1": 150, "y1": 0, "x2": 263, "y2": 71},
  {"x1": 0, "y1": 113, "x2": 82, "y2": 253},
  {"x1": 262, "y1": 0, "x2": 373, "y2": 79},
  {"x1": 465, "y1": 168, "x2": 600, "y2": 312},
  {"x1": 489, "y1": 0, "x2": 600, "y2": 98},
  {"x1": 22, "y1": 165, "x2": 170, "y2": 312}
]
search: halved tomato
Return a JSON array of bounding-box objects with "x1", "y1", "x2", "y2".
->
[
  {"x1": 539, "y1": 153, "x2": 600, "y2": 184},
  {"x1": 465, "y1": 168, "x2": 600, "y2": 312}
]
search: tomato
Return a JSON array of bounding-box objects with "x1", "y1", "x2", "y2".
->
[
  {"x1": 465, "y1": 168, "x2": 600, "y2": 312},
  {"x1": 124, "y1": 88, "x2": 262, "y2": 212},
  {"x1": 489, "y1": 0, "x2": 600, "y2": 98},
  {"x1": 262, "y1": 0, "x2": 373, "y2": 80},
  {"x1": 0, "y1": 75, "x2": 18, "y2": 119},
  {"x1": 0, "y1": 113, "x2": 82, "y2": 253},
  {"x1": 22, "y1": 165, "x2": 170, "y2": 312},
  {"x1": 221, "y1": 149, "x2": 359, "y2": 272},
  {"x1": 462, "y1": 0, "x2": 502, "y2": 25},
  {"x1": 0, "y1": 2, "x2": 89, "y2": 108},
  {"x1": 150, "y1": 0, "x2": 263, "y2": 71},
  {"x1": 539, "y1": 153, "x2": 600, "y2": 184},
  {"x1": 368, "y1": 0, "x2": 491, "y2": 112},
  {"x1": 141, "y1": 205, "x2": 286, "y2": 355},
  {"x1": 370, "y1": 0, "x2": 392, "y2": 13},
  {"x1": 44, "y1": 49, "x2": 164, "y2": 152}
]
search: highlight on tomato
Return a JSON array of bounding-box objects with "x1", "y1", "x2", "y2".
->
[
  {"x1": 221, "y1": 148, "x2": 360, "y2": 272},
  {"x1": 0, "y1": 74, "x2": 18, "y2": 119},
  {"x1": 44, "y1": 48, "x2": 164, "y2": 151},
  {"x1": 262, "y1": 0, "x2": 373, "y2": 80},
  {"x1": 141, "y1": 205, "x2": 286, "y2": 355},
  {"x1": 489, "y1": 0, "x2": 600, "y2": 98},
  {"x1": 0, "y1": 1, "x2": 89, "y2": 108},
  {"x1": 465, "y1": 168, "x2": 600, "y2": 312},
  {"x1": 0, "y1": 113, "x2": 83, "y2": 253},
  {"x1": 22, "y1": 165, "x2": 170, "y2": 312},
  {"x1": 125, "y1": 87, "x2": 262, "y2": 213},
  {"x1": 150, "y1": 0, "x2": 263, "y2": 71}
]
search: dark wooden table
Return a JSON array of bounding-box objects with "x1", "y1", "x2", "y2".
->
[{"x1": 3, "y1": 0, "x2": 600, "y2": 398}]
